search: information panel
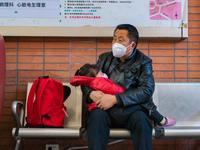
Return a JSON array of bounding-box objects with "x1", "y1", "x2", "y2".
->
[{"x1": 0, "y1": 0, "x2": 188, "y2": 37}]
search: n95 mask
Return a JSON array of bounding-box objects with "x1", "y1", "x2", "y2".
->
[{"x1": 112, "y1": 43, "x2": 132, "y2": 58}]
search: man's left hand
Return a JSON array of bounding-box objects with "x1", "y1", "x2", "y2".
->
[{"x1": 96, "y1": 94, "x2": 117, "y2": 110}]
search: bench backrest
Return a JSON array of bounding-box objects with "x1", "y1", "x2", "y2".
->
[
  {"x1": 25, "y1": 82, "x2": 82, "y2": 128},
  {"x1": 25, "y1": 82, "x2": 200, "y2": 128},
  {"x1": 153, "y1": 82, "x2": 200, "y2": 127}
]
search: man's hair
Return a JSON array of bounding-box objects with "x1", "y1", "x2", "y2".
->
[
  {"x1": 114, "y1": 24, "x2": 139, "y2": 46},
  {"x1": 75, "y1": 63, "x2": 100, "y2": 77}
]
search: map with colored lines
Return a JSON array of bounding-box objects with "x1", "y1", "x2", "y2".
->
[{"x1": 149, "y1": 0, "x2": 181, "y2": 20}]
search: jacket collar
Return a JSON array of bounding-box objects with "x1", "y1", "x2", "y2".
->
[
  {"x1": 116, "y1": 48, "x2": 137, "y2": 63},
  {"x1": 107, "y1": 48, "x2": 137, "y2": 75}
]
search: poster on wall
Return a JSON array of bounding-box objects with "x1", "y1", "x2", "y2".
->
[{"x1": 0, "y1": 0, "x2": 188, "y2": 37}]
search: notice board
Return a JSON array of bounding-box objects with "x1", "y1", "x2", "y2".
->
[{"x1": 0, "y1": 0, "x2": 188, "y2": 37}]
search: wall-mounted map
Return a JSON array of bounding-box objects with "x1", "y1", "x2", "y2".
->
[{"x1": 150, "y1": 0, "x2": 181, "y2": 20}]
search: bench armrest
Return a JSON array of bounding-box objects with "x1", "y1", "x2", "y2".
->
[{"x1": 12, "y1": 101, "x2": 25, "y2": 128}]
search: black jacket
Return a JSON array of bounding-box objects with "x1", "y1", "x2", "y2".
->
[{"x1": 81, "y1": 49, "x2": 156, "y2": 111}]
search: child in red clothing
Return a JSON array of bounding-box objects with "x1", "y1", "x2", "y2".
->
[
  {"x1": 70, "y1": 63, "x2": 176, "y2": 127},
  {"x1": 70, "y1": 67, "x2": 125, "y2": 111}
]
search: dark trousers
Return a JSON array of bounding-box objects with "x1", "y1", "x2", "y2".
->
[
  {"x1": 86, "y1": 107, "x2": 152, "y2": 150},
  {"x1": 149, "y1": 109, "x2": 164, "y2": 123}
]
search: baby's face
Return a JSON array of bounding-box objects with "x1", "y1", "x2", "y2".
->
[{"x1": 96, "y1": 70, "x2": 104, "y2": 77}]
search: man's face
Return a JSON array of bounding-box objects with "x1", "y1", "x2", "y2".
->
[
  {"x1": 112, "y1": 29, "x2": 130, "y2": 47},
  {"x1": 112, "y1": 29, "x2": 136, "y2": 60}
]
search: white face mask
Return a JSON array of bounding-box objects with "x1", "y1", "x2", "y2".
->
[
  {"x1": 112, "y1": 43, "x2": 133, "y2": 58},
  {"x1": 103, "y1": 73, "x2": 108, "y2": 78}
]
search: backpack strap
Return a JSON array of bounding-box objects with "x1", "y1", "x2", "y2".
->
[
  {"x1": 27, "y1": 78, "x2": 49, "y2": 125},
  {"x1": 63, "y1": 85, "x2": 71, "y2": 102}
]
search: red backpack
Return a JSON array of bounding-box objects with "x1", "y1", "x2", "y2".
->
[{"x1": 26, "y1": 76, "x2": 71, "y2": 127}]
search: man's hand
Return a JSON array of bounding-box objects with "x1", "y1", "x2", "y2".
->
[
  {"x1": 89, "y1": 91, "x2": 104, "y2": 103},
  {"x1": 96, "y1": 94, "x2": 117, "y2": 110}
]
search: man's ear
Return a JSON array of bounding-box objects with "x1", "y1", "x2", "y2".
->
[{"x1": 131, "y1": 42, "x2": 136, "y2": 49}]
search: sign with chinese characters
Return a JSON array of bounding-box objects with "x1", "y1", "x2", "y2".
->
[
  {"x1": 0, "y1": 0, "x2": 188, "y2": 37},
  {"x1": 0, "y1": 1, "x2": 59, "y2": 18}
]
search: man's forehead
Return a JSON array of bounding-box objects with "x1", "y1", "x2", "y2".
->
[{"x1": 114, "y1": 29, "x2": 129, "y2": 38}]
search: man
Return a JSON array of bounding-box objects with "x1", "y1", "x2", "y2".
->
[{"x1": 81, "y1": 24, "x2": 156, "y2": 150}]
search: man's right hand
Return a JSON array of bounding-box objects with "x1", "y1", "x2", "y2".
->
[{"x1": 89, "y1": 91, "x2": 104, "y2": 103}]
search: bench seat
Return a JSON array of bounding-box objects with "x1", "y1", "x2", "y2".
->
[{"x1": 12, "y1": 128, "x2": 80, "y2": 138}]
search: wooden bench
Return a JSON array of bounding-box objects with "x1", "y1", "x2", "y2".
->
[{"x1": 12, "y1": 82, "x2": 200, "y2": 150}]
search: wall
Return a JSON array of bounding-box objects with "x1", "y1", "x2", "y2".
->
[{"x1": 1, "y1": 0, "x2": 200, "y2": 149}]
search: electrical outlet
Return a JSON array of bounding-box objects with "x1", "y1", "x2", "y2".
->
[{"x1": 46, "y1": 144, "x2": 59, "y2": 150}]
